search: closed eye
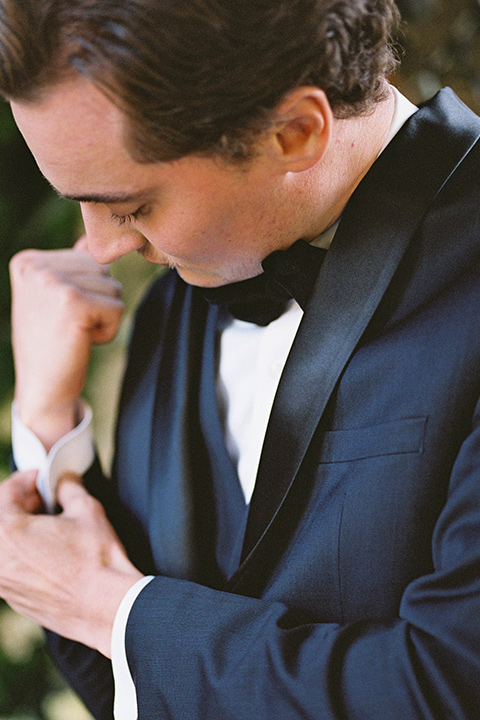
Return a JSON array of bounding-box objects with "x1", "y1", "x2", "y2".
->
[{"x1": 109, "y1": 205, "x2": 148, "y2": 226}]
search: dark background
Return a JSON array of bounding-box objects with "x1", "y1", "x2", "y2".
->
[{"x1": 0, "y1": 1, "x2": 479, "y2": 717}]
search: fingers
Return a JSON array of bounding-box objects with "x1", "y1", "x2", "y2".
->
[
  {"x1": 11, "y1": 246, "x2": 125, "y2": 347},
  {"x1": 10, "y1": 248, "x2": 124, "y2": 340},
  {"x1": 73, "y1": 288, "x2": 125, "y2": 343},
  {"x1": 0, "y1": 470, "x2": 43, "y2": 514},
  {"x1": 56, "y1": 473, "x2": 98, "y2": 517},
  {"x1": 10, "y1": 247, "x2": 109, "y2": 279},
  {"x1": 68, "y1": 273, "x2": 122, "y2": 298}
]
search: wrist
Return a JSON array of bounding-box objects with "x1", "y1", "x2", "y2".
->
[
  {"x1": 84, "y1": 568, "x2": 145, "y2": 658},
  {"x1": 14, "y1": 397, "x2": 84, "y2": 452}
]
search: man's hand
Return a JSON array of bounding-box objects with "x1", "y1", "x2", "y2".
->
[
  {"x1": 10, "y1": 241, "x2": 124, "y2": 450},
  {"x1": 0, "y1": 470, "x2": 143, "y2": 658}
]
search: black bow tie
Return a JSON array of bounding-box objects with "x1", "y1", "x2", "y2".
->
[{"x1": 201, "y1": 239, "x2": 327, "y2": 325}]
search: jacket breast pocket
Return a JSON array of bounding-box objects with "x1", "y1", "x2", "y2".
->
[{"x1": 317, "y1": 416, "x2": 427, "y2": 464}]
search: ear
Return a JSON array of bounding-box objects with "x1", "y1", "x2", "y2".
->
[{"x1": 269, "y1": 87, "x2": 333, "y2": 172}]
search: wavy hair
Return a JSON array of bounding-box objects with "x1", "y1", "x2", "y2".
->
[{"x1": 0, "y1": 0, "x2": 401, "y2": 161}]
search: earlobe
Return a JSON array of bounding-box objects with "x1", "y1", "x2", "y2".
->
[{"x1": 272, "y1": 87, "x2": 333, "y2": 172}]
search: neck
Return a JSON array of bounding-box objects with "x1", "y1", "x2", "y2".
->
[{"x1": 299, "y1": 84, "x2": 396, "y2": 240}]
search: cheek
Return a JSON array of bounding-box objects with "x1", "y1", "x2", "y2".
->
[{"x1": 144, "y1": 198, "x2": 245, "y2": 261}]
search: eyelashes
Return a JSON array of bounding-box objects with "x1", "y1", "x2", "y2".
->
[
  {"x1": 109, "y1": 205, "x2": 148, "y2": 226},
  {"x1": 110, "y1": 212, "x2": 135, "y2": 226}
]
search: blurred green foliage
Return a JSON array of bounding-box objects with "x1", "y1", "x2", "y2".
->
[{"x1": 0, "y1": 0, "x2": 479, "y2": 717}]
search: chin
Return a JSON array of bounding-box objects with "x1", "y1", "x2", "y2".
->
[
  {"x1": 175, "y1": 267, "x2": 224, "y2": 288},
  {"x1": 177, "y1": 263, "x2": 264, "y2": 288}
]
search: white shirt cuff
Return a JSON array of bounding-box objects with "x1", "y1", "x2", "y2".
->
[
  {"x1": 111, "y1": 575, "x2": 155, "y2": 720},
  {"x1": 11, "y1": 401, "x2": 95, "y2": 512}
]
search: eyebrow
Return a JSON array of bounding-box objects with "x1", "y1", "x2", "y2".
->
[{"x1": 57, "y1": 189, "x2": 152, "y2": 204}]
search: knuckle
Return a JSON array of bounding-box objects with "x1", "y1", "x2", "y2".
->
[
  {"x1": 9, "y1": 251, "x2": 68, "y2": 299},
  {"x1": 34, "y1": 268, "x2": 78, "y2": 308},
  {"x1": 36, "y1": 265, "x2": 59, "y2": 289},
  {"x1": 75, "y1": 492, "x2": 103, "y2": 518},
  {"x1": 32, "y1": 270, "x2": 83, "y2": 309},
  {"x1": 57, "y1": 281, "x2": 80, "y2": 307},
  {"x1": 89, "y1": 496, "x2": 106, "y2": 521},
  {"x1": 0, "y1": 513, "x2": 22, "y2": 541},
  {"x1": 9, "y1": 249, "x2": 42, "y2": 278}
]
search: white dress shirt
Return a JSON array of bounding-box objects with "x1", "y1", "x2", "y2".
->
[{"x1": 12, "y1": 86, "x2": 417, "y2": 719}]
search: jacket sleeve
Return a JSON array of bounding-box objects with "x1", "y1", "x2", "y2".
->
[
  {"x1": 45, "y1": 630, "x2": 114, "y2": 720},
  {"x1": 124, "y1": 402, "x2": 480, "y2": 720}
]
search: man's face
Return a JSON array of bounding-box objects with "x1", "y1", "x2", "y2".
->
[{"x1": 11, "y1": 77, "x2": 296, "y2": 286}]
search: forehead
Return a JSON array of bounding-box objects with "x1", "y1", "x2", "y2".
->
[
  {"x1": 10, "y1": 77, "x2": 149, "y2": 196},
  {"x1": 10, "y1": 76, "x2": 270, "y2": 207}
]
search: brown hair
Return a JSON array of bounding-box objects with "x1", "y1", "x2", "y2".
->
[{"x1": 0, "y1": 0, "x2": 400, "y2": 161}]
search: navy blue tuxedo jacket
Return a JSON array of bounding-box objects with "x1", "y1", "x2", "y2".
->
[{"x1": 48, "y1": 89, "x2": 480, "y2": 719}]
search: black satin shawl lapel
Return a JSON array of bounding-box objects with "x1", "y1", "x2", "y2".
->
[{"x1": 236, "y1": 89, "x2": 480, "y2": 570}]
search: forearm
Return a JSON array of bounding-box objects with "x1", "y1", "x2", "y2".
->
[
  {"x1": 9, "y1": 246, "x2": 124, "y2": 451},
  {"x1": 125, "y1": 575, "x2": 480, "y2": 720}
]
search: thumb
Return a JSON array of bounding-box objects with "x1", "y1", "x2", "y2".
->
[{"x1": 56, "y1": 472, "x2": 90, "y2": 515}]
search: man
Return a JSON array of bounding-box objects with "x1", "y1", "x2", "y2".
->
[{"x1": 1, "y1": 0, "x2": 480, "y2": 718}]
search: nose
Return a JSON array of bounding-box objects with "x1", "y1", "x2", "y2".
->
[{"x1": 80, "y1": 203, "x2": 146, "y2": 264}]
